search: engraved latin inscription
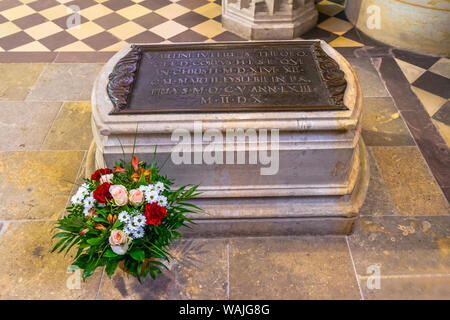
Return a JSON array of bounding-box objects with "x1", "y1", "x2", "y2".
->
[{"x1": 108, "y1": 42, "x2": 348, "y2": 113}]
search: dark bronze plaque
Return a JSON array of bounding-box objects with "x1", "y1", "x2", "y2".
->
[{"x1": 107, "y1": 41, "x2": 348, "y2": 114}]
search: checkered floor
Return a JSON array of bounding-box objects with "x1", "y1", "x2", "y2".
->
[
  {"x1": 393, "y1": 52, "x2": 450, "y2": 146},
  {"x1": 0, "y1": 0, "x2": 364, "y2": 51},
  {"x1": 0, "y1": 0, "x2": 448, "y2": 173}
]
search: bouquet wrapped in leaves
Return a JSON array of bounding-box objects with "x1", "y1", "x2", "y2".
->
[{"x1": 52, "y1": 155, "x2": 201, "y2": 282}]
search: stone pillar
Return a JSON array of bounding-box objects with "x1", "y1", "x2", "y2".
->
[
  {"x1": 222, "y1": 0, "x2": 318, "y2": 40},
  {"x1": 345, "y1": 0, "x2": 450, "y2": 56}
]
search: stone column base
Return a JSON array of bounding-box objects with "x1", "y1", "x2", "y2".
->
[
  {"x1": 86, "y1": 138, "x2": 370, "y2": 237},
  {"x1": 181, "y1": 138, "x2": 370, "y2": 237}
]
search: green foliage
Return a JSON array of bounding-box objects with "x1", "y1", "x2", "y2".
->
[{"x1": 52, "y1": 157, "x2": 201, "y2": 283}]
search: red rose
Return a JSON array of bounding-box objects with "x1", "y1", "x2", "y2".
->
[
  {"x1": 144, "y1": 203, "x2": 167, "y2": 226},
  {"x1": 91, "y1": 168, "x2": 112, "y2": 181},
  {"x1": 93, "y1": 182, "x2": 112, "y2": 203}
]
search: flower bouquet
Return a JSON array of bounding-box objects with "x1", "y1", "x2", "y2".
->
[{"x1": 52, "y1": 155, "x2": 201, "y2": 282}]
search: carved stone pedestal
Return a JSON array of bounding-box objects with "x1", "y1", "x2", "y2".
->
[{"x1": 222, "y1": 0, "x2": 318, "y2": 40}]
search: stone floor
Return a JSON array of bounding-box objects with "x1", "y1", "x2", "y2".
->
[{"x1": 0, "y1": 0, "x2": 449, "y2": 300}]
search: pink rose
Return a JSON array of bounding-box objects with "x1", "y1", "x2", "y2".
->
[
  {"x1": 129, "y1": 189, "x2": 144, "y2": 206},
  {"x1": 109, "y1": 229, "x2": 127, "y2": 245},
  {"x1": 109, "y1": 230, "x2": 129, "y2": 255},
  {"x1": 100, "y1": 173, "x2": 114, "y2": 184},
  {"x1": 109, "y1": 185, "x2": 128, "y2": 206}
]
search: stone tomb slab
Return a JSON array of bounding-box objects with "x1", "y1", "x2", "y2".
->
[
  {"x1": 107, "y1": 41, "x2": 348, "y2": 114},
  {"x1": 90, "y1": 40, "x2": 369, "y2": 236}
]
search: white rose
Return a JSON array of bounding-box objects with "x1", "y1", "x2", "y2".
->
[{"x1": 111, "y1": 243, "x2": 129, "y2": 255}]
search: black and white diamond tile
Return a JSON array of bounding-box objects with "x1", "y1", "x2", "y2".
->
[
  {"x1": 0, "y1": 0, "x2": 364, "y2": 52},
  {"x1": 394, "y1": 49, "x2": 450, "y2": 147}
]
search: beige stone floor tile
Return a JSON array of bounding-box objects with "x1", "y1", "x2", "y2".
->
[
  {"x1": 349, "y1": 216, "x2": 450, "y2": 275},
  {"x1": 64, "y1": 152, "x2": 88, "y2": 214},
  {"x1": 0, "y1": 21, "x2": 21, "y2": 38},
  {"x1": 42, "y1": 101, "x2": 92, "y2": 151},
  {"x1": 318, "y1": 17, "x2": 353, "y2": 36},
  {"x1": 150, "y1": 21, "x2": 188, "y2": 39},
  {"x1": 194, "y1": 3, "x2": 222, "y2": 19},
  {"x1": 171, "y1": 239, "x2": 228, "y2": 299},
  {"x1": 10, "y1": 41, "x2": 50, "y2": 52},
  {"x1": 0, "y1": 221, "x2": 102, "y2": 299},
  {"x1": 372, "y1": 146, "x2": 449, "y2": 215},
  {"x1": 191, "y1": 20, "x2": 225, "y2": 39},
  {"x1": 99, "y1": 40, "x2": 128, "y2": 52},
  {"x1": 317, "y1": 0, "x2": 344, "y2": 16},
  {"x1": 97, "y1": 267, "x2": 176, "y2": 300},
  {"x1": 155, "y1": 3, "x2": 190, "y2": 20},
  {"x1": 26, "y1": 63, "x2": 103, "y2": 101},
  {"x1": 429, "y1": 58, "x2": 450, "y2": 79},
  {"x1": 24, "y1": 21, "x2": 63, "y2": 40},
  {"x1": 1, "y1": 4, "x2": 34, "y2": 21},
  {"x1": 348, "y1": 216, "x2": 450, "y2": 299},
  {"x1": 0, "y1": 151, "x2": 85, "y2": 220},
  {"x1": 97, "y1": 239, "x2": 228, "y2": 299},
  {"x1": 66, "y1": 21, "x2": 104, "y2": 40},
  {"x1": 79, "y1": 4, "x2": 114, "y2": 21},
  {"x1": 0, "y1": 63, "x2": 46, "y2": 101},
  {"x1": 39, "y1": 4, "x2": 68, "y2": 20},
  {"x1": 229, "y1": 236, "x2": 361, "y2": 299},
  {"x1": 56, "y1": 41, "x2": 95, "y2": 52},
  {"x1": 328, "y1": 36, "x2": 363, "y2": 48},
  {"x1": 432, "y1": 119, "x2": 450, "y2": 148},
  {"x1": 411, "y1": 85, "x2": 447, "y2": 117},
  {"x1": 0, "y1": 101, "x2": 62, "y2": 151},
  {"x1": 116, "y1": 4, "x2": 151, "y2": 20},
  {"x1": 395, "y1": 58, "x2": 426, "y2": 84},
  {"x1": 108, "y1": 21, "x2": 146, "y2": 41},
  {"x1": 361, "y1": 97, "x2": 415, "y2": 146},
  {"x1": 359, "y1": 147, "x2": 398, "y2": 216}
]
